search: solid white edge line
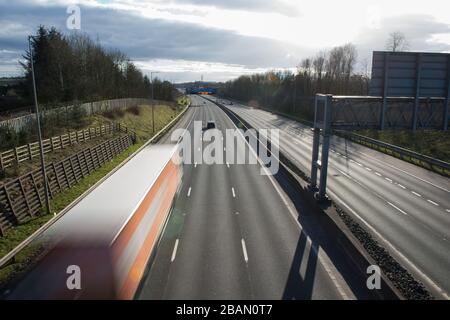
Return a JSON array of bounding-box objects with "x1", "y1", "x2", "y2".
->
[
  {"x1": 171, "y1": 239, "x2": 179, "y2": 262},
  {"x1": 328, "y1": 189, "x2": 449, "y2": 300},
  {"x1": 227, "y1": 99, "x2": 450, "y2": 299},
  {"x1": 216, "y1": 99, "x2": 352, "y2": 300},
  {"x1": 232, "y1": 187, "x2": 236, "y2": 198}
]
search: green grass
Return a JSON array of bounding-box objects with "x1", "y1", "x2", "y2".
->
[
  {"x1": 91, "y1": 104, "x2": 182, "y2": 143},
  {"x1": 355, "y1": 129, "x2": 450, "y2": 163},
  {"x1": 0, "y1": 102, "x2": 185, "y2": 287}
]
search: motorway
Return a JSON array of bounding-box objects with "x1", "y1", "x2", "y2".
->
[
  {"x1": 137, "y1": 95, "x2": 385, "y2": 299},
  {"x1": 210, "y1": 96, "x2": 450, "y2": 298}
]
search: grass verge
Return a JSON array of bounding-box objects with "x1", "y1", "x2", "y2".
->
[{"x1": 355, "y1": 129, "x2": 450, "y2": 163}]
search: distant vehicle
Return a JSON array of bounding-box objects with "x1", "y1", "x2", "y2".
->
[
  {"x1": 229, "y1": 101, "x2": 233, "y2": 105},
  {"x1": 206, "y1": 121, "x2": 216, "y2": 130}
]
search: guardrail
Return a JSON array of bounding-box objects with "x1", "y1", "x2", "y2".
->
[
  {"x1": 221, "y1": 96, "x2": 450, "y2": 178},
  {"x1": 0, "y1": 134, "x2": 134, "y2": 235},
  {"x1": 334, "y1": 130, "x2": 450, "y2": 178},
  {"x1": 0, "y1": 123, "x2": 135, "y2": 171}
]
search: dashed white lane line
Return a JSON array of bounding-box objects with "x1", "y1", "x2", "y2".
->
[
  {"x1": 446, "y1": 209, "x2": 450, "y2": 213},
  {"x1": 187, "y1": 187, "x2": 192, "y2": 197},
  {"x1": 398, "y1": 184, "x2": 406, "y2": 189},
  {"x1": 385, "y1": 177, "x2": 393, "y2": 183},
  {"x1": 388, "y1": 202, "x2": 408, "y2": 215},
  {"x1": 375, "y1": 172, "x2": 382, "y2": 177},
  {"x1": 411, "y1": 191, "x2": 422, "y2": 197},
  {"x1": 232, "y1": 187, "x2": 236, "y2": 198},
  {"x1": 226, "y1": 162, "x2": 230, "y2": 168},
  {"x1": 194, "y1": 162, "x2": 198, "y2": 168},
  {"x1": 171, "y1": 239, "x2": 179, "y2": 262},
  {"x1": 427, "y1": 199, "x2": 439, "y2": 206},
  {"x1": 241, "y1": 239, "x2": 249, "y2": 263},
  {"x1": 365, "y1": 167, "x2": 372, "y2": 171}
]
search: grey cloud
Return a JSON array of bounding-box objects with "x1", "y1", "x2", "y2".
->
[
  {"x1": 355, "y1": 14, "x2": 450, "y2": 64},
  {"x1": 0, "y1": 1, "x2": 308, "y2": 75},
  {"x1": 166, "y1": 0, "x2": 301, "y2": 17}
]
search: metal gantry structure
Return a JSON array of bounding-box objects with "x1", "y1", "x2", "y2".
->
[{"x1": 309, "y1": 94, "x2": 332, "y2": 201}]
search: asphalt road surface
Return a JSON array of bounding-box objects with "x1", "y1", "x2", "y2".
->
[
  {"x1": 210, "y1": 97, "x2": 450, "y2": 299},
  {"x1": 137, "y1": 96, "x2": 386, "y2": 300}
]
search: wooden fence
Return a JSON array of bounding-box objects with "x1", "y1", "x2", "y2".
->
[
  {"x1": 0, "y1": 134, "x2": 134, "y2": 235},
  {"x1": 0, "y1": 123, "x2": 133, "y2": 171}
]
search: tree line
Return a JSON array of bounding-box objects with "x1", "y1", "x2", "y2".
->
[
  {"x1": 220, "y1": 43, "x2": 370, "y2": 121},
  {"x1": 21, "y1": 26, "x2": 175, "y2": 106}
]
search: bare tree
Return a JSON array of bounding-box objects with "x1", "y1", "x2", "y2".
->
[{"x1": 386, "y1": 32, "x2": 410, "y2": 52}]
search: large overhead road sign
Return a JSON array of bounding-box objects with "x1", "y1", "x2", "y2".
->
[{"x1": 370, "y1": 51, "x2": 450, "y2": 130}]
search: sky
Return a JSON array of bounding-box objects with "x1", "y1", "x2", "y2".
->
[{"x1": 0, "y1": 0, "x2": 449, "y2": 82}]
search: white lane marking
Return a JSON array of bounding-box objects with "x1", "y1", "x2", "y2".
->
[
  {"x1": 375, "y1": 172, "x2": 382, "y2": 177},
  {"x1": 235, "y1": 211, "x2": 239, "y2": 215},
  {"x1": 328, "y1": 189, "x2": 449, "y2": 300},
  {"x1": 427, "y1": 200, "x2": 439, "y2": 206},
  {"x1": 365, "y1": 167, "x2": 372, "y2": 171},
  {"x1": 336, "y1": 152, "x2": 341, "y2": 156},
  {"x1": 398, "y1": 184, "x2": 406, "y2": 189},
  {"x1": 446, "y1": 209, "x2": 450, "y2": 213},
  {"x1": 194, "y1": 162, "x2": 197, "y2": 168},
  {"x1": 197, "y1": 147, "x2": 201, "y2": 151},
  {"x1": 388, "y1": 202, "x2": 408, "y2": 215},
  {"x1": 187, "y1": 187, "x2": 192, "y2": 197},
  {"x1": 224, "y1": 147, "x2": 226, "y2": 151},
  {"x1": 385, "y1": 177, "x2": 393, "y2": 183},
  {"x1": 411, "y1": 191, "x2": 422, "y2": 197},
  {"x1": 336, "y1": 145, "x2": 450, "y2": 193},
  {"x1": 226, "y1": 162, "x2": 230, "y2": 168},
  {"x1": 171, "y1": 239, "x2": 179, "y2": 262},
  {"x1": 231, "y1": 187, "x2": 236, "y2": 198},
  {"x1": 241, "y1": 239, "x2": 249, "y2": 263},
  {"x1": 221, "y1": 102, "x2": 352, "y2": 299},
  {"x1": 356, "y1": 162, "x2": 363, "y2": 167}
]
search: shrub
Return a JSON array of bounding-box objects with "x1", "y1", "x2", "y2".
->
[{"x1": 127, "y1": 105, "x2": 140, "y2": 116}]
